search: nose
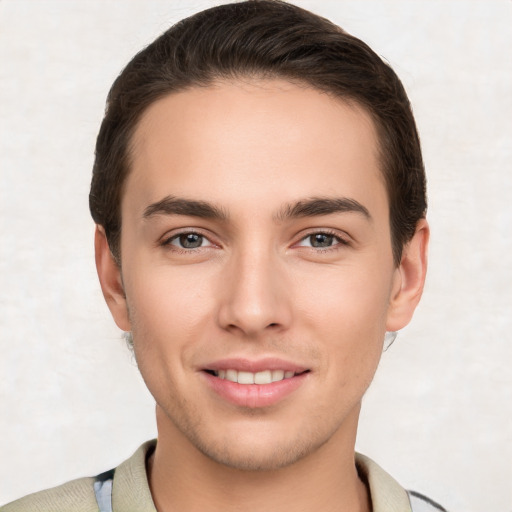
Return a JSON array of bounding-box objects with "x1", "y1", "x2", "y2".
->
[{"x1": 217, "y1": 247, "x2": 292, "y2": 337}]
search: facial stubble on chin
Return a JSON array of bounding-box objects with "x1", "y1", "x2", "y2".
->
[{"x1": 156, "y1": 397, "x2": 340, "y2": 472}]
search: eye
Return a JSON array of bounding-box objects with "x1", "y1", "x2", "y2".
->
[
  {"x1": 296, "y1": 232, "x2": 346, "y2": 249},
  {"x1": 167, "y1": 232, "x2": 213, "y2": 250}
]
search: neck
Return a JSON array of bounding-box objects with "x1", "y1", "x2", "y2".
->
[{"x1": 148, "y1": 406, "x2": 371, "y2": 512}]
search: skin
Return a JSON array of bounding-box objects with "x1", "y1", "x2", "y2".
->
[{"x1": 96, "y1": 79, "x2": 429, "y2": 512}]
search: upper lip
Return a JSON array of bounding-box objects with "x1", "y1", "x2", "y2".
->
[{"x1": 201, "y1": 357, "x2": 309, "y2": 374}]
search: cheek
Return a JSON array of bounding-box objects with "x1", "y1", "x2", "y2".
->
[
  {"x1": 126, "y1": 260, "x2": 212, "y2": 317},
  {"x1": 123, "y1": 269, "x2": 207, "y2": 402},
  {"x1": 293, "y1": 262, "x2": 391, "y2": 377},
  {"x1": 296, "y1": 262, "x2": 392, "y2": 332},
  {"x1": 290, "y1": 266, "x2": 388, "y2": 421},
  {"x1": 123, "y1": 263, "x2": 217, "y2": 363}
]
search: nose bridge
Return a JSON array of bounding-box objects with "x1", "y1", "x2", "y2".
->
[{"x1": 218, "y1": 241, "x2": 290, "y2": 335}]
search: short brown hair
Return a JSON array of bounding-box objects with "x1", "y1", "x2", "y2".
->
[{"x1": 90, "y1": 0, "x2": 426, "y2": 265}]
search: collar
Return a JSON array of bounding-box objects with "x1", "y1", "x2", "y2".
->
[{"x1": 111, "y1": 441, "x2": 411, "y2": 512}]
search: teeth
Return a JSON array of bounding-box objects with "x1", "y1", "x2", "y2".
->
[
  {"x1": 271, "y1": 369, "x2": 284, "y2": 382},
  {"x1": 237, "y1": 371, "x2": 254, "y2": 384},
  {"x1": 226, "y1": 369, "x2": 237, "y2": 382},
  {"x1": 254, "y1": 370, "x2": 271, "y2": 384},
  {"x1": 214, "y1": 369, "x2": 297, "y2": 384}
]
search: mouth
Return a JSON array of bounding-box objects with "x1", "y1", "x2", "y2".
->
[
  {"x1": 203, "y1": 368, "x2": 310, "y2": 385},
  {"x1": 201, "y1": 360, "x2": 310, "y2": 408}
]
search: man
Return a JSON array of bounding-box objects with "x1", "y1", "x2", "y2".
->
[{"x1": 2, "y1": 1, "x2": 446, "y2": 511}]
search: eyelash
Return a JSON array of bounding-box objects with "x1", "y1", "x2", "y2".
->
[
  {"x1": 160, "y1": 228, "x2": 349, "y2": 254},
  {"x1": 295, "y1": 229, "x2": 350, "y2": 252},
  {"x1": 160, "y1": 230, "x2": 215, "y2": 254}
]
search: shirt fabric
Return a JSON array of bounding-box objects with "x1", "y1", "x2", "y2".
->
[{"x1": 1, "y1": 440, "x2": 446, "y2": 512}]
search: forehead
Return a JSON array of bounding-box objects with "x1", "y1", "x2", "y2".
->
[{"x1": 125, "y1": 79, "x2": 385, "y2": 216}]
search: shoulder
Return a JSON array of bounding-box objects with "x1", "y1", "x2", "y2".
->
[
  {"x1": 0, "y1": 476, "x2": 98, "y2": 512},
  {"x1": 355, "y1": 453, "x2": 448, "y2": 512},
  {"x1": 356, "y1": 452, "x2": 412, "y2": 512},
  {"x1": 1, "y1": 440, "x2": 156, "y2": 512}
]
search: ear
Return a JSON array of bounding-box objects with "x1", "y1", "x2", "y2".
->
[
  {"x1": 386, "y1": 219, "x2": 429, "y2": 332},
  {"x1": 94, "y1": 225, "x2": 131, "y2": 331}
]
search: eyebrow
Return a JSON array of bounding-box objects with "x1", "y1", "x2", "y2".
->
[
  {"x1": 275, "y1": 197, "x2": 371, "y2": 222},
  {"x1": 143, "y1": 196, "x2": 228, "y2": 221},
  {"x1": 143, "y1": 195, "x2": 370, "y2": 223}
]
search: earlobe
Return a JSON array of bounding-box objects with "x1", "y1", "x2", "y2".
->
[
  {"x1": 386, "y1": 219, "x2": 429, "y2": 332},
  {"x1": 94, "y1": 225, "x2": 131, "y2": 331}
]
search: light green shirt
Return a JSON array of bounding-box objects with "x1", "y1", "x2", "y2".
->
[{"x1": 1, "y1": 441, "x2": 420, "y2": 512}]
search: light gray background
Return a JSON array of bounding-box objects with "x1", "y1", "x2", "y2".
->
[{"x1": 1, "y1": 1, "x2": 511, "y2": 511}]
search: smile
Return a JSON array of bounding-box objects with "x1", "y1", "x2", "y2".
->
[
  {"x1": 202, "y1": 361, "x2": 310, "y2": 408},
  {"x1": 210, "y1": 369, "x2": 301, "y2": 385}
]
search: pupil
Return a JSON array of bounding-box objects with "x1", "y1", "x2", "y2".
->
[
  {"x1": 180, "y1": 233, "x2": 202, "y2": 248},
  {"x1": 312, "y1": 233, "x2": 333, "y2": 247}
]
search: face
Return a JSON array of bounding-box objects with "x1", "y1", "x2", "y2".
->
[{"x1": 97, "y1": 79, "x2": 427, "y2": 471}]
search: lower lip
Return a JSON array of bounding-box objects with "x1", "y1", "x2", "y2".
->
[{"x1": 202, "y1": 372, "x2": 309, "y2": 408}]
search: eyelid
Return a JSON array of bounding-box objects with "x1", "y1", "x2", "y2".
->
[
  {"x1": 294, "y1": 228, "x2": 350, "y2": 249},
  {"x1": 170, "y1": 233, "x2": 213, "y2": 249},
  {"x1": 160, "y1": 228, "x2": 219, "y2": 250}
]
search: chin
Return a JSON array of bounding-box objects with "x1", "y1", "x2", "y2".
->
[
  {"x1": 196, "y1": 438, "x2": 319, "y2": 472},
  {"x1": 180, "y1": 418, "x2": 333, "y2": 472}
]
